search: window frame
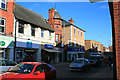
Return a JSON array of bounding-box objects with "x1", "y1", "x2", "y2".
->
[
  {"x1": 74, "y1": 28, "x2": 76, "y2": 35},
  {"x1": 0, "y1": 18, "x2": 5, "y2": 34},
  {"x1": 31, "y1": 27, "x2": 35, "y2": 36},
  {"x1": 18, "y1": 22, "x2": 24, "y2": 34},
  {"x1": 41, "y1": 30, "x2": 44, "y2": 37},
  {"x1": 81, "y1": 31, "x2": 82, "y2": 38},
  {"x1": 0, "y1": 0, "x2": 7, "y2": 10},
  {"x1": 56, "y1": 34, "x2": 59, "y2": 41}
]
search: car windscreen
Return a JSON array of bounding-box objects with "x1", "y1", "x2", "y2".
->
[
  {"x1": 74, "y1": 59, "x2": 84, "y2": 63},
  {"x1": 7, "y1": 64, "x2": 35, "y2": 74}
]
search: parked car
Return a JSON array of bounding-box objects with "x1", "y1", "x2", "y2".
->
[
  {"x1": 69, "y1": 58, "x2": 90, "y2": 71},
  {"x1": 0, "y1": 59, "x2": 17, "y2": 73},
  {"x1": 0, "y1": 62, "x2": 56, "y2": 80},
  {"x1": 88, "y1": 57, "x2": 102, "y2": 66}
]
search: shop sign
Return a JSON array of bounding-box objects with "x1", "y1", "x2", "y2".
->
[
  {"x1": 67, "y1": 48, "x2": 85, "y2": 52},
  {"x1": 0, "y1": 40, "x2": 8, "y2": 48},
  {"x1": 26, "y1": 41, "x2": 32, "y2": 48},
  {"x1": 45, "y1": 44, "x2": 53, "y2": 49},
  {"x1": 0, "y1": 41, "x2": 5, "y2": 46}
]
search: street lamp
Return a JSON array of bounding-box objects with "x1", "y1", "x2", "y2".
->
[{"x1": 89, "y1": 0, "x2": 117, "y2": 80}]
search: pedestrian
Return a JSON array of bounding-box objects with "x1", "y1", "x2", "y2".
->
[
  {"x1": 108, "y1": 56, "x2": 112, "y2": 69},
  {"x1": 48, "y1": 56, "x2": 50, "y2": 64}
]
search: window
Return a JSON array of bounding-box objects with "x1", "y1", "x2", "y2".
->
[
  {"x1": 31, "y1": 27, "x2": 35, "y2": 36},
  {"x1": 81, "y1": 40, "x2": 83, "y2": 45},
  {"x1": 74, "y1": 28, "x2": 76, "y2": 35},
  {"x1": 0, "y1": 0, "x2": 6, "y2": 10},
  {"x1": 49, "y1": 32, "x2": 51, "y2": 36},
  {"x1": 78, "y1": 40, "x2": 80, "y2": 46},
  {"x1": 78, "y1": 31, "x2": 79, "y2": 37},
  {"x1": 45, "y1": 64, "x2": 52, "y2": 71},
  {"x1": 74, "y1": 39, "x2": 76, "y2": 47},
  {"x1": 56, "y1": 34, "x2": 59, "y2": 41},
  {"x1": 81, "y1": 31, "x2": 82, "y2": 38},
  {"x1": 41, "y1": 30, "x2": 44, "y2": 37},
  {"x1": 34, "y1": 65, "x2": 45, "y2": 73},
  {"x1": 18, "y1": 22, "x2": 24, "y2": 33},
  {"x1": 0, "y1": 18, "x2": 5, "y2": 33},
  {"x1": 56, "y1": 26, "x2": 59, "y2": 28}
]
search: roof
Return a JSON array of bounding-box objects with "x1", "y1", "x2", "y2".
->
[
  {"x1": 20, "y1": 62, "x2": 43, "y2": 65},
  {"x1": 14, "y1": 3, "x2": 54, "y2": 32},
  {"x1": 62, "y1": 19, "x2": 86, "y2": 32},
  {"x1": 53, "y1": 9, "x2": 62, "y2": 19}
]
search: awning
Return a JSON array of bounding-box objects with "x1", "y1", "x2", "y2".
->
[{"x1": 43, "y1": 49, "x2": 62, "y2": 53}]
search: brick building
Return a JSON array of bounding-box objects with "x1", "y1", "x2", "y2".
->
[
  {"x1": 0, "y1": 0, "x2": 14, "y2": 60},
  {"x1": 85, "y1": 40, "x2": 104, "y2": 53},
  {"x1": 111, "y1": 0, "x2": 120, "y2": 79}
]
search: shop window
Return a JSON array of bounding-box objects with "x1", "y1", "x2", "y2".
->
[
  {"x1": 31, "y1": 27, "x2": 35, "y2": 36},
  {"x1": 0, "y1": 18, "x2": 5, "y2": 34},
  {"x1": 41, "y1": 30, "x2": 44, "y2": 37},
  {"x1": 0, "y1": 0, "x2": 6, "y2": 10},
  {"x1": 16, "y1": 49, "x2": 24, "y2": 63},
  {"x1": 18, "y1": 22, "x2": 24, "y2": 33}
]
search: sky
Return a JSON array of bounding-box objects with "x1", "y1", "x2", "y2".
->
[{"x1": 16, "y1": 1, "x2": 112, "y2": 47}]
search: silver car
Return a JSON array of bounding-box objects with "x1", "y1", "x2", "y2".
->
[
  {"x1": 0, "y1": 59, "x2": 17, "y2": 73},
  {"x1": 69, "y1": 58, "x2": 90, "y2": 71}
]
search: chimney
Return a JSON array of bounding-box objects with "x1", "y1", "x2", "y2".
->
[
  {"x1": 48, "y1": 8, "x2": 55, "y2": 28},
  {"x1": 69, "y1": 18, "x2": 75, "y2": 24},
  {"x1": 45, "y1": 19, "x2": 47, "y2": 22}
]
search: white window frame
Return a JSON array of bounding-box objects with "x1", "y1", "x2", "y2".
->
[
  {"x1": 0, "y1": 18, "x2": 5, "y2": 34},
  {"x1": 56, "y1": 34, "x2": 59, "y2": 41},
  {"x1": 74, "y1": 38, "x2": 76, "y2": 47},
  {"x1": 41, "y1": 30, "x2": 44, "y2": 37},
  {"x1": 31, "y1": 27, "x2": 35, "y2": 36},
  {"x1": 78, "y1": 30, "x2": 79, "y2": 37},
  {"x1": 81, "y1": 40, "x2": 83, "y2": 45},
  {"x1": 81, "y1": 31, "x2": 82, "y2": 38},
  {"x1": 78, "y1": 40, "x2": 80, "y2": 46},
  {"x1": 0, "y1": 0, "x2": 7, "y2": 10},
  {"x1": 74, "y1": 28, "x2": 76, "y2": 35}
]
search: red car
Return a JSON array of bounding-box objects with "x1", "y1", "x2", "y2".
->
[{"x1": 0, "y1": 62, "x2": 56, "y2": 80}]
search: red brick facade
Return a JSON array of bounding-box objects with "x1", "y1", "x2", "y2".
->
[
  {"x1": 48, "y1": 8, "x2": 62, "y2": 43},
  {"x1": 113, "y1": 1, "x2": 120, "y2": 79},
  {"x1": 0, "y1": 0, "x2": 14, "y2": 36}
]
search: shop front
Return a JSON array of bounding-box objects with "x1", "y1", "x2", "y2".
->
[
  {"x1": 67, "y1": 48, "x2": 85, "y2": 62},
  {"x1": 15, "y1": 40, "x2": 41, "y2": 63},
  {"x1": 0, "y1": 36, "x2": 14, "y2": 60},
  {"x1": 41, "y1": 44, "x2": 63, "y2": 64}
]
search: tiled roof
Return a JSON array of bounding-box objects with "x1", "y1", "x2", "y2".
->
[{"x1": 14, "y1": 3, "x2": 54, "y2": 32}]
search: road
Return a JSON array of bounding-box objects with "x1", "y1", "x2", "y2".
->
[{"x1": 51, "y1": 62, "x2": 113, "y2": 80}]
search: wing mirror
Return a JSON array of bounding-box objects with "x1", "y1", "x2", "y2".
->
[
  {"x1": 35, "y1": 71, "x2": 40, "y2": 75},
  {"x1": 8, "y1": 67, "x2": 11, "y2": 71}
]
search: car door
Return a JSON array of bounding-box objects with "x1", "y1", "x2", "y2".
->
[
  {"x1": 44, "y1": 64, "x2": 53, "y2": 80},
  {"x1": 32, "y1": 64, "x2": 45, "y2": 80}
]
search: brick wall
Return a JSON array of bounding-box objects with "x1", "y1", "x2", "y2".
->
[
  {"x1": 113, "y1": 1, "x2": 120, "y2": 79},
  {"x1": 0, "y1": 1, "x2": 14, "y2": 36}
]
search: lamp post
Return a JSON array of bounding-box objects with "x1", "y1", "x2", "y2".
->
[
  {"x1": 13, "y1": 17, "x2": 18, "y2": 61},
  {"x1": 89, "y1": 0, "x2": 116, "y2": 80}
]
